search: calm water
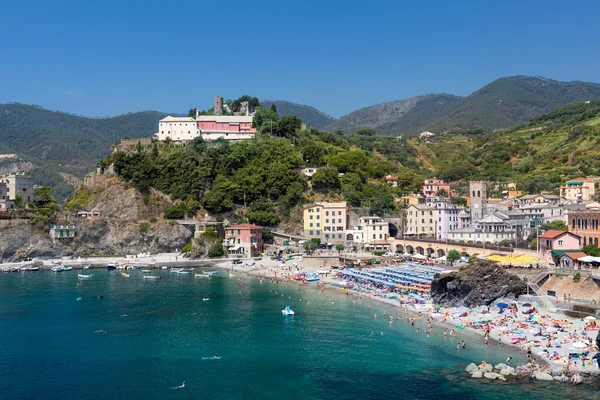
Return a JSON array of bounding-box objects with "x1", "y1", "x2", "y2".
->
[{"x1": 1, "y1": 270, "x2": 599, "y2": 400}]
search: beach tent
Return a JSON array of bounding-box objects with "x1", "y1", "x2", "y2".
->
[
  {"x1": 578, "y1": 255, "x2": 600, "y2": 263},
  {"x1": 412, "y1": 254, "x2": 427, "y2": 260}
]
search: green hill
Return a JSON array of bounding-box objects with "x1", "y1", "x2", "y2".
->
[
  {"x1": 0, "y1": 103, "x2": 166, "y2": 198},
  {"x1": 260, "y1": 100, "x2": 336, "y2": 129},
  {"x1": 326, "y1": 76, "x2": 600, "y2": 135}
]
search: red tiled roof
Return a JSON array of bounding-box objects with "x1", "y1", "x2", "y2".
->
[
  {"x1": 538, "y1": 230, "x2": 579, "y2": 239},
  {"x1": 562, "y1": 252, "x2": 587, "y2": 260},
  {"x1": 228, "y1": 224, "x2": 262, "y2": 229}
]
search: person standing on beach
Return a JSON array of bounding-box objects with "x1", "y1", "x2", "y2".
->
[{"x1": 527, "y1": 346, "x2": 532, "y2": 359}]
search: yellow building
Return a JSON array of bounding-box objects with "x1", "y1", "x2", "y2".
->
[
  {"x1": 560, "y1": 178, "x2": 596, "y2": 202},
  {"x1": 398, "y1": 194, "x2": 426, "y2": 206},
  {"x1": 303, "y1": 202, "x2": 347, "y2": 243},
  {"x1": 405, "y1": 205, "x2": 436, "y2": 237}
]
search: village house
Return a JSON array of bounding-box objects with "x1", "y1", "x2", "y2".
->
[
  {"x1": 568, "y1": 209, "x2": 600, "y2": 247},
  {"x1": 49, "y1": 225, "x2": 76, "y2": 244},
  {"x1": 224, "y1": 224, "x2": 263, "y2": 257},
  {"x1": 397, "y1": 194, "x2": 427, "y2": 206},
  {"x1": 0, "y1": 173, "x2": 34, "y2": 203},
  {"x1": 422, "y1": 178, "x2": 452, "y2": 198},
  {"x1": 345, "y1": 216, "x2": 390, "y2": 249},
  {"x1": 560, "y1": 177, "x2": 596, "y2": 202},
  {"x1": 537, "y1": 230, "x2": 581, "y2": 267},
  {"x1": 303, "y1": 202, "x2": 347, "y2": 244},
  {"x1": 404, "y1": 204, "x2": 436, "y2": 237},
  {"x1": 433, "y1": 201, "x2": 461, "y2": 240}
]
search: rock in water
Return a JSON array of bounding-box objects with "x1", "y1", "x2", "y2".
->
[
  {"x1": 465, "y1": 363, "x2": 479, "y2": 374},
  {"x1": 534, "y1": 372, "x2": 554, "y2": 381},
  {"x1": 471, "y1": 371, "x2": 483, "y2": 379},
  {"x1": 430, "y1": 261, "x2": 527, "y2": 307}
]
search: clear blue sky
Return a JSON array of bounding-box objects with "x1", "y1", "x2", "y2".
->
[{"x1": 1, "y1": 0, "x2": 599, "y2": 118}]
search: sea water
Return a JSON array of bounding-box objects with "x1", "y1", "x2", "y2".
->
[{"x1": 0, "y1": 270, "x2": 598, "y2": 400}]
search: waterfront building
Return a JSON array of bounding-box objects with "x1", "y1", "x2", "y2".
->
[
  {"x1": 224, "y1": 224, "x2": 263, "y2": 257},
  {"x1": 303, "y1": 202, "x2": 347, "y2": 244},
  {"x1": 422, "y1": 178, "x2": 452, "y2": 198},
  {"x1": 405, "y1": 205, "x2": 436, "y2": 237},
  {"x1": 433, "y1": 202, "x2": 460, "y2": 240},
  {"x1": 49, "y1": 225, "x2": 75, "y2": 244},
  {"x1": 560, "y1": 177, "x2": 595, "y2": 202},
  {"x1": 568, "y1": 209, "x2": 600, "y2": 247},
  {"x1": 537, "y1": 230, "x2": 581, "y2": 266},
  {"x1": 398, "y1": 194, "x2": 426, "y2": 206},
  {"x1": 345, "y1": 216, "x2": 389, "y2": 247}
]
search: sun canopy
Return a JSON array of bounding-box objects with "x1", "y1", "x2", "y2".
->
[
  {"x1": 578, "y1": 255, "x2": 600, "y2": 263},
  {"x1": 485, "y1": 254, "x2": 540, "y2": 264}
]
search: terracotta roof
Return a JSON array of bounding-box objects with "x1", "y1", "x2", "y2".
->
[
  {"x1": 538, "y1": 230, "x2": 579, "y2": 239},
  {"x1": 561, "y1": 252, "x2": 587, "y2": 260},
  {"x1": 228, "y1": 224, "x2": 262, "y2": 229}
]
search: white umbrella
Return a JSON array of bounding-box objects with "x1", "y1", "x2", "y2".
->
[
  {"x1": 584, "y1": 316, "x2": 597, "y2": 321},
  {"x1": 571, "y1": 342, "x2": 587, "y2": 348}
]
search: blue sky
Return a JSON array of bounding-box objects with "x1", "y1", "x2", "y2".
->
[{"x1": 1, "y1": 0, "x2": 599, "y2": 118}]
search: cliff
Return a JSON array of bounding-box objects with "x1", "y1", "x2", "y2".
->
[
  {"x1": 430, "y1": 261, "x2": 527, "y2": 307},
  {"x1": 0, "y1": 175, "x2": 193, "y2": 261}
]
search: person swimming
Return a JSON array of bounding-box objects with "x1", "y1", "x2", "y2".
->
[{"x1": 171, "y1": 381, "x2": 185, "y2": 390}]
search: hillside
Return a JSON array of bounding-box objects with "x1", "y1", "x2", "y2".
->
[
  {"x1": 415, "y1": 100, "x2": 600, "y2": 194},
  {"x1": 261, "y1": 100, "x2": 336, "y2": 129},
  {"x1": 326, "y1": 76, "x2": 600, "y2": 135},
  {"x1": 0, "y1": 103, "x2": 166, "y2": 198}
]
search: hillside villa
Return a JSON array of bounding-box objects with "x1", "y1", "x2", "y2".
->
[
  {"x1": 224, "y1": 224, "x2": 263, "y2": 257},
  {"x1": 537, "y1": 230, "x2": 581, "y2": 266}
]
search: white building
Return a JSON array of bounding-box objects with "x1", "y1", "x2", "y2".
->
[
  {"x1": 346, "y1": 216, "x2": 389, "y2": 246},
  {"x1": 0, "y1": 173, "x2": 33, "y2": 203},
  {"x1": 405, "y1": 205, "x2": 436, "y2": 237},
  {"x1": 157, "y1": 114, "x2": 256, "y2": 142}
]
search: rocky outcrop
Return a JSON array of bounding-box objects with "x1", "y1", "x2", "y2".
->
[{"x1": 431, "y1": 261, "x2": 527, "y2": 307}]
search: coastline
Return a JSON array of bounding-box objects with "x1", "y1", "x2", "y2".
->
[{"x1": 215, "y1": 257, "x2": 599, "y2": 379}]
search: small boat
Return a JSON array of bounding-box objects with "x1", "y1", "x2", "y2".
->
[
  {"x1": 170, "y1": 268, "x2": 183, "y2": 274},
  {"x1": 19, "y1": 267, "x2": 28, "y2": 271},
  {"x1": 83, "y1": 265, "x2": 90, "y2": 270},
  {"x1": 51, "y1": 266, "x2": 65, "y2": 272},
  {"x1": 143, "y1": 275, "x2": 160, "y2": 280},
  {"x1": 177, "y1": 269, "x2": 193, "y2": 274},
  {"x1": 133, "y1": 265, "x2": 142, "y2": 270},
  {"x1": 106, "y1": 264, "x2": 116, "y2": 270},
  {"x1": 63, "y1": 266, "x2": 73, "y2": 271},
  {"x1": 305, "y1": 272, "x2": 320, "y2": 282},
  {"x1": 195, "y1": 273, "x2": 208, "y2": 278},
  {"x1": 116, "y1": 265, "x2": 126, "y2": 270},
  {"x1": 203, "y1": 298, "x2": 210, "y2": 301},
  {"x1": 78, "y1": 274, "x2": 93, "y2": 279},
  {"x1": 203, "y1": 270, "x2": 218, "y2": 276},
  {"x1": 161, "y1": 266, "x2": 168, "y2": 270},
  {"x1": 28, "y1": 267, "x2": 39, "y2": 271},
  {"x1": 121, "y1": 272, "x2": 130, "y2": 278},
  {"x1": 282, "y1": 305, "x2": 295, "y2": 315},
  {"x1": 142, "y1": 270, "x2": 151, "y2": 273},
  {"x1": 229, "y1": 274, "x2": 236, "y2": 277}
]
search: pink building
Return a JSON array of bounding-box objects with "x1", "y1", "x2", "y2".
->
[
  {"x1": 538, "y1": 230, "x2": 581, "y2": 266},
  {"x1": 224, "y1": 224, "x2": 263, "y2": 257},
  {"x1": 196, "y1": 116, "x2": 256, "y2": 134},
  {"x1": 423, "y1": 178, "x2": 452, "y2": 198}
]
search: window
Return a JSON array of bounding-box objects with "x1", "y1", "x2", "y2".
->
[
  {"x1": 338, "y1": 219, "x2": 342, "y2": 223},
  {"x1": 316, "y1": 223, "x2": 320, "y2": 227},
  {"x1": 310, "y1": 230, "x2": 313, "y2": 235},
  {"x1": 309, "y1": 223, "x2": 313, "y2": 228},
  {"x1": 316, "y1": 215, "x2": 320, "y2": 219},
  {"x1": 310, "y1": 215, "x2": 313, "y2": 220},
  {"x1": 237, "y1": 229, "x2": 241, "y2": 235},
  {"x1": 325, "y1": 234, "x2": 329, "y2": 239},
  {"x1": 373, "y1": 234, "x2": 376, "y2": 239},
  {"x1": 338, "y1": 211, "x2": 342, "y2": 216},
  {"x1": 325, "y1": 211, "x2": 329, "y2": 216},
  {"x1": 338, "y1": 234, "x2": 342, "y2": 239},
  {"x1": 558, "y1": 240, "x2": 563, "y2": 246},
  {"x1": 325, "y1": 219, "x2": 329, "y2": 223},
  {"x1": 316, "y1": 231, "x2": 320, "y2": 235}
]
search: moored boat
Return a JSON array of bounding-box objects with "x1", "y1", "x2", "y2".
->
[
  {"x1": 203, "y1": 270, "x2": 218, "y2": 276},
  {"x1": 78, "y1": 274, "x2": 93, "y2": 279},
  {"x1": 51, "y1": 266, "x2": 65, "y2": 272},
  {"x1": 27, "y1": 267, "x2": 39, "y2": 271},
  {"x1": 121, "y1": 272, "x2": 130, "y2": 277},
  {"x1": 142, "y1": 270, "x2": 151, "y2": 273},
  {"x1": 176, "y1": 269, "x2": 193, "y2": 274},
  {"x1": 170, "y1": 268, "x2": 183, "y2": 274},
  {"x1": 195, "y1": 273, "x2": 208, "y2": 278},
  {"x1": 282, "y1": 305, "x2": 295, "y2": 315},
  {"x1": 305, "y1": 272, "x2": 320, "y2": 282},
  {"x1": 63, "y1": 266, "x2": 73, "y2": 271},
  {"x1": 143, "y1": 275, "x2": 160, "y2": 280},
  {"x1": 106, "y1": 264, "x2": 116, "y2": 270}
]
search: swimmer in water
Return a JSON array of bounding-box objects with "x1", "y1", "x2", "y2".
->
[{"x1": 171, "y1": 381, "x2": 185, "y2": 390}]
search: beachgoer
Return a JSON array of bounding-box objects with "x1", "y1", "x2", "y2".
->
[
  {"x1": 462, "y1": 340, "x2": 466, "y2": 349},
  {"x1": 506, "y1": 357, "x2": 512, "y2": 365}
]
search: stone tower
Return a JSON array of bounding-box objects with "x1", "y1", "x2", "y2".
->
[
  {"x1": 214, "y1": 96, "x2": 223, "y2": 115},
  {"x1": 470, "y1": 181, "x2": 488, "y2": 224}
]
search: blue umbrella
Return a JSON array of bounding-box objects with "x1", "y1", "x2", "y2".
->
[
  {"x1": 497, "y1": 303, "x2": 508, "y2": 309},
  {"x1": 522, "y1": 303, "x2": 532, "y2": 307}
]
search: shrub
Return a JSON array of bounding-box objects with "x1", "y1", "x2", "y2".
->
[
  {"x1": 573, "y1": 272, "x2": 581, "y2": 282},
  {"x1": 139, "y1": 223, "x2": 150, "y2": 234},
  {"x1": 164, "y1": 204, "x2": 186, "y2": 219},
  {"x1": 181, "y1": 242, "x2": 192, "y2": 253},
  {"x1": 208, "y1": 243, "x2": 225, "y2": 258},
  {"x1": 149, "y1": 217, "x2": 157, "y2": 223}
]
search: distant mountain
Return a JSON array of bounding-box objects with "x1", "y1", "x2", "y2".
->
[
  {"x1": 0, "y1": 103, "x2": 166, "y2": 198},
  {"x1": 261, "y1": 100, "x2": 336, "y2": 129},
  {"x1": 325, "y1": 76, "x2": 600, "y2": 135}
]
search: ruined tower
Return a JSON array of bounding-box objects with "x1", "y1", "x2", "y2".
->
[{"x1": 214, "y1": 96, "x2": 223, "y2": 115}]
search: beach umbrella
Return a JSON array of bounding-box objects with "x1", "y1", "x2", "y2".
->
[
  {"x1": 571, "y1": 342, "x2": 587, "y2": 349},
  {"x1": 522, "y1": 303, "x2": 532, "y2": 307},
  {"x1": 585, "y1": 316, "x2": 597, "y2": 321},
  {"x1": 497, "y1": 302, "x2": 508, "y2": 309},
  {"x1": 552, "y1": 320, "x2": 569, "y2": 325},
  {"x1": 433, "y1": 305, "x2": 441, "y2": 309}
]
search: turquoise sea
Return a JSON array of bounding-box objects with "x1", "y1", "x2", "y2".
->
[{"x1": 0, "y1": 269, "x2": 599, "y2": 400}]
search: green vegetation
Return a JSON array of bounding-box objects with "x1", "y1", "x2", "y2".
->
[
  {"x1": 139, "y1": 223, "x2": 150, "y2": 234},
  {"x1": 447, "y1": 250, "x2": 461, "y2": 265},
  {"x1": 208, "y1": 243, "x2": 225, "y2": 258}
]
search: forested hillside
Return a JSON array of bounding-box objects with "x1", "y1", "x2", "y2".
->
[
  {"x1": 0, "y1": 103, "x2": 166, "y2": 199},
  {"x1": 261, "y1": 101, "x2": 335, "y2": 129}
]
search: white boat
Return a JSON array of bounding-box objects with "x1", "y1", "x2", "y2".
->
[
  {"x1": 282, "y1": 306, "x2": 295, "y2": 315},
  {"x1": 19, "y1": 267, "x2": 28, "y2": 271},
  {"x1": 78, "y1": 274, "x2": 93, "y2": 279},
  {"x1": 51, "y1": 266, "x2": 65, "y2": 272},
  {"x1": 28, "y1": 267, "x2": 39, "y2": 271},
  {"x1": 83, "y1": 265, "x2": 90, "y2": 270},
  {"x1": 142, "y1": 270, "x2": 151, "y2": 273},
  {"x1": 176, "y1": 269, "x2": 192, "y2": 274},
  {"x1": 64, "y1": 266, "x2": 73, "y2": 271},
  {"x1": 195, "y1": 273, "x2": 208, "y2": 278},
  {"x1": 161, "y1": 266, "x2": 168, "y2": 270},
  {"x1": 305, "y1": 272, "x2": 320, "y2": 282},
  {"x1": 106, "y1": 264, "x2": 117, "y2": 270},
  {"x1": 116, "y1": 265, "x2": 126, "y2": 270},
  {"x1": 203, "y1": 270, "x2": 218, "y2": 276},
  {"x1": 170, "y1": 268, "x2": 183, "y2": 274},
  {"x1": 121, "y1": 272, "x2": 130, "y2": 278},
  {"x1": 143, "y1": 275, "x2": 160, "y2": 280}
]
